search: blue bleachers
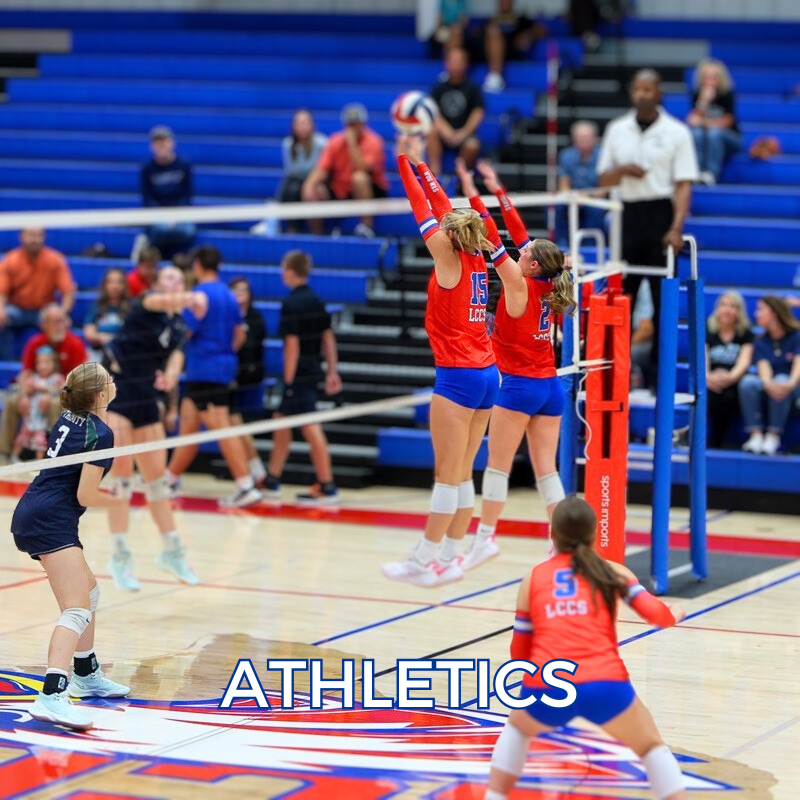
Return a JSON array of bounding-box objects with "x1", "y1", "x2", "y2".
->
[
  {"x1": 684, "y1": 67, "x2": 800, "y2": 95},
  {"x1": 678, "y1": 251, "x2": 799, "y2": 290},
  {"x1": 685, "y1": 217, "x2": 800, "y2": 253},
  {"x1": 691, "y1": 185, "x2": 800, "y2": 219}
]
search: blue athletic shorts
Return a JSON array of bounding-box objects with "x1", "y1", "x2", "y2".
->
[
  {"x1": 519, "y1": 680, "x2": 635, "y2": 727},
  {"x1": 434, "y1": 365, "x2": 499, "y2": 410},
  {"x1": 497, "y1": 374, "x2": 565, "y2": 417}
]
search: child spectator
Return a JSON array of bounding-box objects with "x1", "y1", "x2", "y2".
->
[
  {"x1": 229, "y1": 277, "x2": 268, "y2": 487},
  {"x1": 10, "y1": 346, "x2": 64, "y2": 462},
  {"x1": 134, "y1": 126, "x2": 196, "y2": 259},
  {"x1": 302, "y1": 104, "x2": 388, "y2": 237},
  {"x1": 83, "y1": 268, "x2": 130, "y2": 360},
  {"x1": 127, "y1": 246, "x2": 161, "y2": 298},
  {"x1": 739, "y1": 297, "x2": 800, "y2": 455},
  {"x1": 275, "y1": 110, "x2": 328, "y2": 233},
  {"x1": 687, "y1": 58, "x2": 741, "y2": 185},
  {"x1": 428, "y1": 47, "x2": 484, "y2": 175},
  {"x1": 0, "y1": 228, "x2": 75, "y2": 360},
  {"x1": 706, "y1": 291, "x2": 754, "y2": 448}
]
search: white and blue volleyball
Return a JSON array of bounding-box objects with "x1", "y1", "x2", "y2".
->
[{"x1": 391, "y1": 91, "x2": 439, "y2": 135}]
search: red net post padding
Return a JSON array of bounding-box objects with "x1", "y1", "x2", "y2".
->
[{"x1": 583, "y1": 293, "x2": 631, "y2": 564}]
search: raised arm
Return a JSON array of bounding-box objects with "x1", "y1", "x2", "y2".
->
[{"x1": 476, "y1": 161, "x2": 530, "y2": 250}]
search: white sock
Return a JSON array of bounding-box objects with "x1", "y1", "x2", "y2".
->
[
  {"x1": 476, "y1": 522, "x2": 496, "y2": 543},
  {"x1": 73, "y1": 649, "x2": 93, "y2": 659},
  {"x1": 111, "y1": 533, "x2": 128, "y2": 554},
  {"x1": 485, "y1": 791, "x2": 507, "y2": 800},
  {"x1": 248, "y1": 457, "x2": 267, "y2": 481},
  {"x1": 235, "y1": 475, "x2": 255, "y2": 491},
  {"x1": 440, "y1": 536, "x2": 461, "y2": 563},
  {"x1": 414, "y1": 537, "x2": 440, "y2": 566},
  {"x1": 162, "y1": 530, "x2": 181, "y2": 551}
]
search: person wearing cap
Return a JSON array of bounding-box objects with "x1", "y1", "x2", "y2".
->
[
  {"x1": 135, "y1": 125, "x2": 196, "y2": 260},
  {"x1": 301, "y1": 103, "x2": 389, "y2": 237}
]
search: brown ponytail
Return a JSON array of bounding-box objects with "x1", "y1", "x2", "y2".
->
[
  {"x1": 61, "y1": 362, "x2": 110, "y2": 416},
  {"x1": 551, "y1": 497, "x2": 626, "y2": 617},
  {"x1": 529, "y1": 239, "x2": 574, "y2": 316}
]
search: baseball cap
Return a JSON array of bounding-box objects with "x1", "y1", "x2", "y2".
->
[
  {"x1": 341, "y1": 103, "x2": 368, "y2": 126},
  {"x1": 149, "y1": 125, "x2": 175, "y2": 141}
]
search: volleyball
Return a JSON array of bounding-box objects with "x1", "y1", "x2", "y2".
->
[{"x1": 391, "y1": 91, "x2": 438, "y2": 135}]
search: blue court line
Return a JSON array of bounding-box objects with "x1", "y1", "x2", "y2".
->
[
  {"x1": 312, "y1": 577, "x2": 522, "y2": 647},
  {"x1": 460, "y1": 569, "x2": 800, "y2": 708}
]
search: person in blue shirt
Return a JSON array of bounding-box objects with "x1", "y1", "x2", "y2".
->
[
  {"x1": 555, "y1": 120, "x2": 607, "y2": 249},
  {"x1": 134, "y1": 125, "x2": 196, "y2": 260},
  {"x1": 738, "y1": 296, "x2": 800, "y2": 455},
  {"x1": 12, "y1": 362, "x2": 130, "y2": 731},
  {"x1": 166, "y1": 246, "x2": 263, "y2": 508},
  {"x1": 82, "y1": 268, "x2": 129, "y2": 360}
]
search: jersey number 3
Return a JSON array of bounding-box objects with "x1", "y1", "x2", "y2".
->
[
  {"x1": 470, "y1": 272, "x2": 488, "y2": 306},
  {"x1": 46, "y1": 425, "x2": 70, "y2": 459},
  {"x1": 553, "y1": 568, "x2": 577, "y2": 598}
]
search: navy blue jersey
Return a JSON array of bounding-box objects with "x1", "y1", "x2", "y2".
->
[
  {"x1": 106, "y1": 295, "x2": 187, "y2": 379},
  {"x1": 11, "y1": 412, "x2": 114, "y2": 537}
]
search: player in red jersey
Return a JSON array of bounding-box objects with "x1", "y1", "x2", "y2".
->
[
  {"x1": 484, "y1": 497, "x2": 687, "y2": 800},
  {"x1": 455, "y1": 161, "x2": 572, "y2": 570},
  {"x1": 382, "y1": 137, "x2": 508, "y2": 588}
]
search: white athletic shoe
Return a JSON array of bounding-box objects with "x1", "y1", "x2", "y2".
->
[
  {"x1": 381, "y1": 557, "x2": 440, "y2": 587},
  {"x1": 68, "y1": 669, "x2": 130, "y2": 699},
  {"x1": 218, "y1": 487, "x2": 263, "y2": 508},
  {"x1": 742, "y1": 432, "x2": 764, "y2": 453},
  {"x1": 29, "y1": 691, "x2": 93, "y2": 731},
  {"x1": 431, "y1": 557, "x2": 464, "y2": 586},
  {"x1": 482, "y1": 71, "x2": 506, "y2": 93},
  {"x1": 761, "y1": 432, "x2": 781, "y2": 455},
  {"x1": 461, "y1": 537, "x2": 501, "y2": 571},
  {"x1": 107, "y1": 550, "x2": 140, "y2": 592},
  {"x1": 156, "y1": 547, "x2": 201, "y2": 585}
]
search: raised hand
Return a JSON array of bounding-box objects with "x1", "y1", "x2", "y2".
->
[
  {"x1": 476, "y1": 159, "x2": 501, "y2": 193},
  {"x1": 454, "y1": 157, "x2": 477, "y2": 197}
]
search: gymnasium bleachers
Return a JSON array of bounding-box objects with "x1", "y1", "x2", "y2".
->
[{"x1": 0, "y1": 10, "x2": 798, "y2": 502}]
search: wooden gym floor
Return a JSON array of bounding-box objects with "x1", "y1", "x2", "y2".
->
[{"x1": 0, "y1": 473, "x2": 797, "y2": 799}]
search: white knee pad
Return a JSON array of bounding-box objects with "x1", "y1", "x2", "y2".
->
[
  {"x1": 537, "y1": 472, "x2": 565, "y2": 508},
  {"x1": 89, "y1": 584, "x2": 100, "y2": 613},
  {"x1": 110, "y1": 477, "x2": 132, "y2": 501},
  {"x1": 490, "y1": 721, "x2": 529, "y2": 777},
  {"x1": 144, "y1": 475, "x2": 170, "y2": 502},
  {"x1": 430, "y1": 483, "x2": 459, "y2": 515},
  {"x1": 56, "y1": 608, "x2": 92, "y2": 637},
  {"x1": 482, "y1": 468, "x2": 508, "y2": 503},
  {"x1": 457, "y1": 480, "x2": 475, "y2": 509},
  {"x1": 642, "y1": 744, "x2": 685, "y2": 800}
]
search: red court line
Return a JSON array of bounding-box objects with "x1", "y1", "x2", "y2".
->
[
  {"x1": 0, "y1": 576, "x2": 48, "y2": 591},
  {"x1": 1, "y1": 480, "x2": 798, "y2": 558}
]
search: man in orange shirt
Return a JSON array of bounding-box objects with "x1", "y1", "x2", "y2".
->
[
  {"x1": 0, "y1": 228, "x2": 75, "y2": 360},
  {"x1": 301, "y1": 103, "x2": 389, "y2": 238}
]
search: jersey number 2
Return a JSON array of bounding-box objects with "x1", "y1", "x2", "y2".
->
[
  {"x1": 553, "y1": 568, "x2": 577, "y2": 598},
  {"x1": 470, "y1": 272, "x2": 488, "y2": 306},
  {"x1": 46, "y1": 425, "x2": 70, "y2": 459},
  {"x1": 538, "y1": 301, "x2": 552, "y2": 333}
]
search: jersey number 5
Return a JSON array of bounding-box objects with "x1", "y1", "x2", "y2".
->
[
  {"x1": 553, "y1": 568, "x2": 577, "y2": 598},
  {"x1": 47, "y1": 425, "x2": 70, "y2": 459},
  {"x1": 470, "y1": 272, "x2": 488, "y2": 306}
]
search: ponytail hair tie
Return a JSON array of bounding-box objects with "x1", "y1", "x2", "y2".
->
[{"x1": 63, "y1": 385, "x2": 73, "y2": 393}]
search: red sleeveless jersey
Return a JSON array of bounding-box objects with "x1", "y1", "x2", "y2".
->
[
  {"x1": 523, "y1": 552, "x2": 628, "y2": 688},
  {"x1": 492, "y1": 277, "x2": 556, "y2": 379},
  {"x1": 425, "y1": 250, "x2": 494, "y2": 368}
]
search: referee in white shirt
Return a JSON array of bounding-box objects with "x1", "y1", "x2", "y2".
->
[{"x1": 597, "y1": 69, "x2": 698, "y2": 376}]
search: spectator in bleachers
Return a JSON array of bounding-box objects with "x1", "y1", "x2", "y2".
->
[
  {"x1": 598, "y1": 68, "x2": 698, "y2": 377},
  {"x1": 631, "y1": 281, "x2": 655, "y2": 390},
  {"x1": 264, "y1": 250, "x2": 341, "y2": 505},
  {"x1": 302, "y1": 103, "x2": 388, "y2": 238},
  {"x1": 480, "y1": 0, "x2": 547, "y2": 93},
  {"x1": 134, "y1": 126, "x2": 196, "y2": 260},
  {"x1": 276, "y1": 110, "x2": 328, "y2": 233},
  {"x1": 229, "y1": 276, "x2": 268, "y2": 487},
  {"x1": 428, "y1": 47, "x2": 485, "y2": 175},
  {"x1": 705, "y1": 291, "x2": 754, "y2": 449},
  {"x1": 555, "y1": 120, "x2": 606, "y2": 248},
  {"x1": 0, "y1": 228, "x2": 75, "y2": 361},
  {"x1": 739, "y1": 296, "x2": 800, "y2": 455},
  {"x1": 127, "y1": 246, "x2": 161, "y2": 298},
  {"x1": 83, "y1": 268, "x2": 130, "y2": 360},
  {"x1": 430, "y1": 0, "x2": 469, "y2": 56},
  {"x1": 0, "y1": 304, "x2": 87, "y2": 460},
  {"x1": 9, "y1": 346, "x2": 64, "y2": 463},
  {"x1": 687, "y1": 58, "x2": 741, "y2": 185}
]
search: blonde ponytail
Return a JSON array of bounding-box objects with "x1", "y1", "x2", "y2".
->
[
  {"x1": 441, "y1": 208, "x2": 496, "y2": 254},
  {"x1": 529, "y1": 239, "x2": 574, "y2": 316}
]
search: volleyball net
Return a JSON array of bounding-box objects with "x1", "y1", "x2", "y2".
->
[{"x1": 0, "y1": 190, "x2": 705, "y2": 593}]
